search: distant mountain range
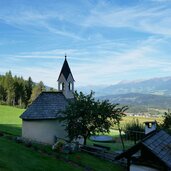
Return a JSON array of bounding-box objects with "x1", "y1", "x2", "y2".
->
[
  {"x1": 77, "y1": 76, "x2": 171, "y2": 111},
  {"x1": 99, "y1": 93, "x2": 171, "y2": 109},
  {"x1": 98, "y1": 76, "x2": 171, "y2": 96},
  {"x1": 77, "y1": 76, "x2": 171, "y2": 96}
]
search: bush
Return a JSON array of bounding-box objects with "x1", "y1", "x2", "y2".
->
[
  {"x1": 52, "y1": 140, "x2": 65, "y2": 152},
  {"x1": 123, "y1": 119, "x2": 145, "y2": 141},
  {"x1": 162, "y1": 112, "x2": 171, "y2": 129},
  {"x1": 14, "y1": 137, "x2": 23, "y2": 143},
  {"x1": 25, "y1": 141, "x2": 32, "y2": 148},
  {"x1": 0, "y1": 101, "x2": 6, "y2": 105}
]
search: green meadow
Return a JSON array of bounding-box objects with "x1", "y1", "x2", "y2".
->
[
  {"x1": 0, "y1": 136, "x2": 82, "y2": 171},
  {"x1": 0, "y1": 105, "x2": 124, "y2": 171},
  {"x1": 0, "y1": 105, "x2": 23, "y2": 124},
  {"x1": 0, "y1": 104, "x2": 164, "y2": 171},
  {"x1": 0, "y1": 105, "x2": 23, "y2": 135}
]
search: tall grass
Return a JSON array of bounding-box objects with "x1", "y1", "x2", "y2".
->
[{"x1": 123, "y1": 119, "x2": 145, "y2": 141}]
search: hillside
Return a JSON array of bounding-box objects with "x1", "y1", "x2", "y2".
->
[
  {"x1": 78, "y1": 76, "x2": 171, "y2": 112},
  {"x1": 99, "y1": 93, "x2": 171, "y2": 109},
  {"x1": 99, "y1": 76, "x2": 171, "y2": 96},
  {"x1": 76, "y1": 76, "x2": 171, "y2": 96}
]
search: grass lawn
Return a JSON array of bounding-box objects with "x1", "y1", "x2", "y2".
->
[
  {"x1": 0, "y1": 105, "x2": 23, "y2": 135},
  {"x1": 68, "y1": 152, "x2": 124, "y2": 171},
  {"x1": 87, "y1": 129, "x2": 134, "y2": 151},
  {"x1": 87, "y1": 138, "x2": 134, "y2": 151},
  {"x1": 0, "y1": 105, "x2": 124, "y2": 171},
  {"x1": 0, "y1": 105, "x2": 24, "y2": 124},
  {"x1": 0, "y1": 105, "x2": 164, "y2": 170},
  {"x1": 0, "y1": 136, "x2": 82, "y2": 171},
  {"x1": 0, "y1": 135, "x2": 124, "y2": 171}
]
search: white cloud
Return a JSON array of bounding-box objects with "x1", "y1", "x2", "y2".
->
[
  {"x1": 83, "y1": 4, "x2": 171, "y2": 36},
  {"x1": 1, "y1": 36, "x2": 170, "y2": 87},
  {"x1": 1, "y1": 1, "x2": 171, "y2": 87},
  {"x1": 0, "y1": 8, "x2": 83, "y2": 40},
  {"x1": 72, "y1": 37, "x2": 171, "y2": 86}
]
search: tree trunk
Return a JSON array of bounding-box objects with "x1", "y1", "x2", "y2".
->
[{"x1": 117, "y1": 123, "x2": 125, "y2": 151}]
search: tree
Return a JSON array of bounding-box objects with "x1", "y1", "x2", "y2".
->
[
  {"x1": 25, "y1": 77, "x2": 34, "y2": 105},
  {"x1": 29, "y1": 81, "x2": 45, "y2": 104},
  {"x1": 162, "y1": 110, "x2": 171, "y2": 129},
  {"x1": 0, "y1": 71, "x2": 45, "y2": 108},
  {"x1": 4, "y1": 71, "x2": 15, "y2": 105},
  {"x1": 0, "y1": 84, "x2": 5, "y2": 101},
  {"x1": 13, "y1": 76, "x2": 27, "y2": 107},
  {"x1": 0, "y1": 76, "x2": 6, "y2": 102},
  {"x1": 60, "y1": 91, "x2": 127, "y2": 145}
]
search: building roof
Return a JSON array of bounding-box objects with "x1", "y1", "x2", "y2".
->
[
  {"x1": 143, "y1": 130, "x2": 171, "y2": 168},
  {"x1": 20, "y1": 92, "x2": 68, "y2": 120},
  {"x1": 115, "y1": 130, "x2": 171, "y2": 169},
  {"x1": 57, "y1": 57, "x2": 74, "y2": 81}
]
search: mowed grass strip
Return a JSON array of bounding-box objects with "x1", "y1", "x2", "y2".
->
[{"x1": 0, "y1": 136, "x2": 82, "y2": 171}]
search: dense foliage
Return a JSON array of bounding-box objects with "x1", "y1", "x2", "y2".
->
[
  {"x1": 123, "y1": 119, "x2": 145, "y2": 141},
  {"x1": 0, "y1": 71, "x2": 45, "y2": 108},
  {"x1": 61, "y1": 91, "x2": 127, "y2": 145},
  {"x1": 162, "y1": 111, "x2": 171, "y2": 129},
  {"x1": 123, "y1": 119, "x2": 144, "y2": 132}
]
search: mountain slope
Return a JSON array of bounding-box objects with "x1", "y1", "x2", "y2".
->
[
  {"x1": 97, "y1": 76, "x2": 171, "y2": 96},
  {"x1": 99, "y1": 93, "x2": 171, "y2": 109}
]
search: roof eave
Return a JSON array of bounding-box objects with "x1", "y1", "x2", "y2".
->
[{"x1": 22, "y1": 117, "x2": 60, "y2": 121}]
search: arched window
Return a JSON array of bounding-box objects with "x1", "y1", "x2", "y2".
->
[
  {"x1": 69, "y1": 82, "x2": 73, "y2": 91},
  {"x1": 60, "y1": 82, "x2": 65, "y2": 91}
]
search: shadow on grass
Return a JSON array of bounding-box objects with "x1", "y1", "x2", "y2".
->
[{"x1": 0, "y1": 124, "x2": 21, "y2": 136}]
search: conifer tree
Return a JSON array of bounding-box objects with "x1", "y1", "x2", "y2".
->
[{"x1": 29, "y1": 81, "x2": 45, "y2": 104}]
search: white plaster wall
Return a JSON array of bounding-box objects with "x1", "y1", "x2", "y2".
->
[
  {"x1": 130, "y1": 165, "x2": 159, "y2": 171},
  {"x1": 22, "y1": 120, "x2": 68, "y2": 144}
]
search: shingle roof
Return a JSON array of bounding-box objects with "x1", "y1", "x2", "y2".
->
[
  {"x1": 115, "y1": 130, "x2": 171, "y2": 169},
  {"x1": 20, "y1": 92, "x2": 68, "y2": 120},
  {"x1": 57, "y1": 57, "x2": 74, "y2": 81},
  {"x1": 143, "y1": 130, "x2": 171, "y2": 168}
]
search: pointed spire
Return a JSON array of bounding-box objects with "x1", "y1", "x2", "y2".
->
[{"x1": 57, "y1": 55, "x2": 74, "y2": 81}]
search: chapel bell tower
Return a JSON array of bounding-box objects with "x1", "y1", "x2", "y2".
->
[{"x1": 57, "y1": 55, "x2": 74, "y2": 99}]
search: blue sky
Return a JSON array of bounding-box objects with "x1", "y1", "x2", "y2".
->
[{"x1": 0, "y1": 0, "x2": 171, "y2": 88}]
